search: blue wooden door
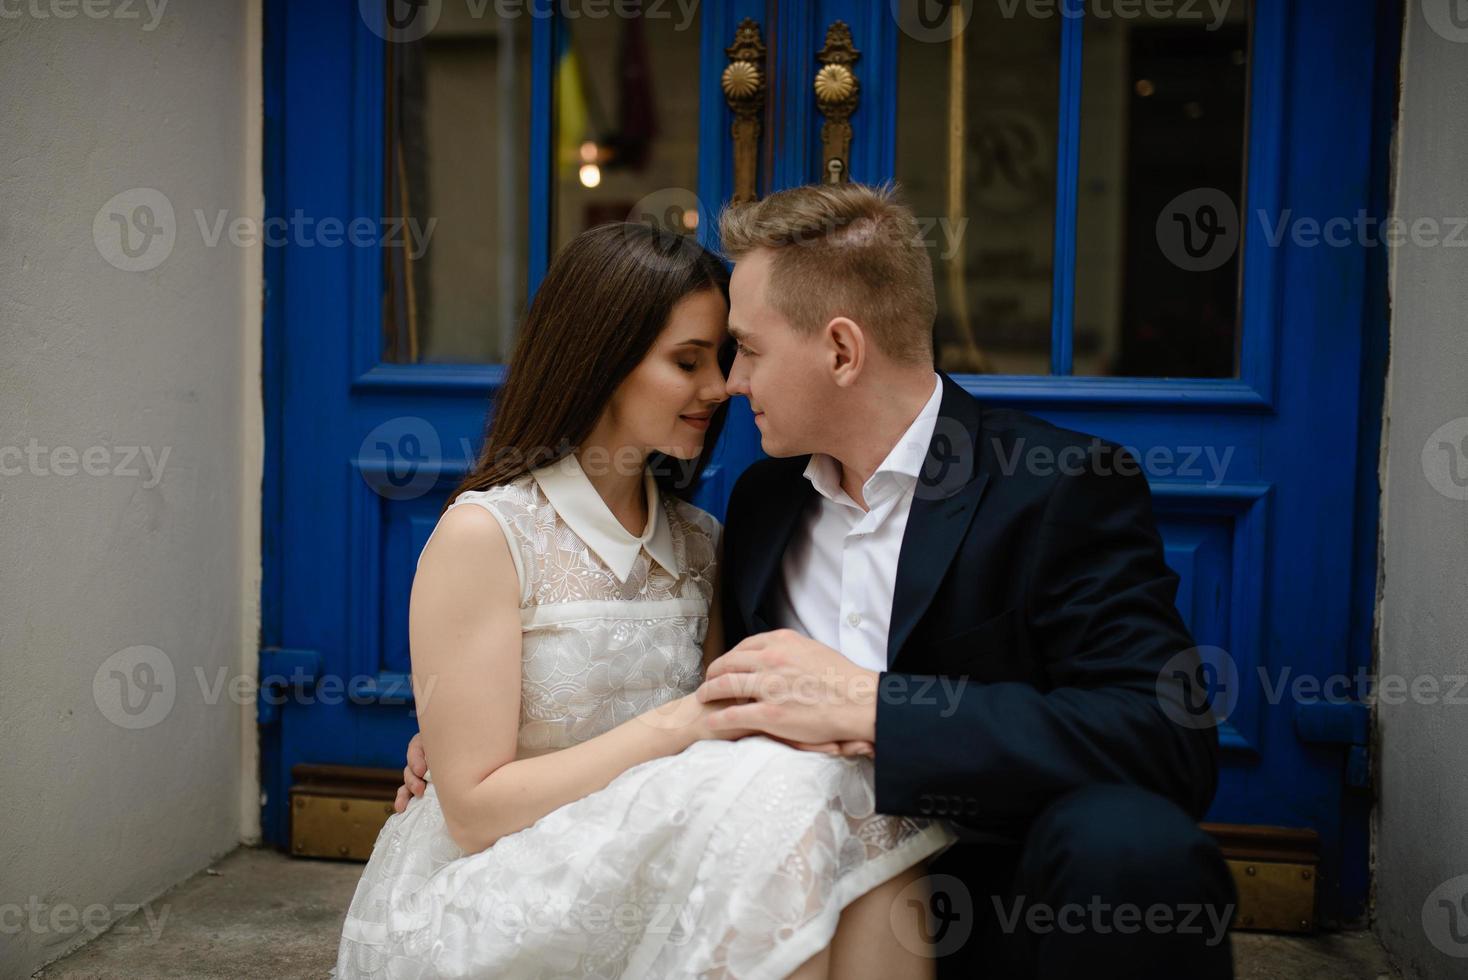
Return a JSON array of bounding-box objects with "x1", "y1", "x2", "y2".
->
[{"x1": 263, "y1": 0, "x2": 1393, "y2": 923}]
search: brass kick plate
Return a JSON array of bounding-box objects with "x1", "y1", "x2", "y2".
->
[
  {"x1": 1225, "y1": 859, "x2": 1317, "y2": 933},
  {"x1": 288, "y1": 764, "x2": 400, "y2": 861},
  {"x1": 291, "y1": 793, "x2": 396, "y2": 861},
  {"x1": 1206, "y1": 822, "x2": 1320, "y2": 933}
]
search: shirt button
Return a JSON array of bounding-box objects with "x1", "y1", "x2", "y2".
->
[{"x1": 847, "y1": 612, "x2": 862, "y2": 627}]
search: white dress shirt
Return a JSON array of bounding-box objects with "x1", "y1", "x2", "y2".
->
[{"x1": 767, "y1": 373, "x2": 944, "y2": 672}]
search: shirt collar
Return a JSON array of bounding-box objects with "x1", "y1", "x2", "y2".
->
[
  {"x1": 529, "y1": 453, "x2": 678, "y2": 583},
  {"x1": 802, "y1": 372, "x2": 944, "y2": 505}
]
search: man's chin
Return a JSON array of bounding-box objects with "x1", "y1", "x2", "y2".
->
[{"x1": 758, "y1": 435, "x2": 803, "y2": 458}]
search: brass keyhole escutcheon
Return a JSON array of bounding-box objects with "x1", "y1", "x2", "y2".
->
[{"x1": 814, "y1": 22, "x2": 860, "y2": 184}]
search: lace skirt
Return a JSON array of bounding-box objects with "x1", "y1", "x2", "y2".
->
[{"x1": 334, "y1": 735, "x2": 958, "y2": 979}]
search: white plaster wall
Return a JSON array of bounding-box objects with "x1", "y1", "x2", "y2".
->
[
  {"x1": 1372, "y1": 3, "x2": 1468, "y2": 978},
  {"x1": 0, "y1": 0, "x2": 263, "y2": 975}
]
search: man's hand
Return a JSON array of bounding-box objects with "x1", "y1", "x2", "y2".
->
[
  {"x1": 695, "y1": 629, "x2": 880, "y2": 749},
  {"x1": 393, "y1": 732, "x2": 429, "y2": 813}
]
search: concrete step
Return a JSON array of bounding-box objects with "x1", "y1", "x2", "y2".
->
[{"x1": 34, "y1": 846, "x2": 1403, "y2": 979}]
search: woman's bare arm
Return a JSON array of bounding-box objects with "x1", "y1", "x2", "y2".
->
[{"x1": 411, "y1": 504, "x2": 710, "y2": 854}]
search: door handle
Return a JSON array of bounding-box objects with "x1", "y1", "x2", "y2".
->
[
  {"x1": 814, "y1": 21, "x2": 860, "y2": 184},
  {"x1": 722, "y1": 18, "x2": 766, "y2": 204}
]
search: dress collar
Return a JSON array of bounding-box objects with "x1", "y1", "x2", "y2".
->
[
  {"x1": 529, "y1": 452, "x2": 678, "y2": 583},
  {"x1": 802, "y1": 372, "x2": 944, "y2": 505}
]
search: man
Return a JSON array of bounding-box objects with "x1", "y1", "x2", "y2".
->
[{"x1": 399, "y1": 182, "x2": 1237, "y2": 978}]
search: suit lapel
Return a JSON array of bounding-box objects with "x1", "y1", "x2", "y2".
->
[
  {"x1": 886, "y1": 374, "x2": 991, "y2": 670},
  {"x1": 735, "y1": 457, "x2": 815, "y2": 631}
]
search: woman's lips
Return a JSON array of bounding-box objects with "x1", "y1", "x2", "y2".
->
[{"x1": 680, "y1": 414, "x2": 711, "y2": 431}]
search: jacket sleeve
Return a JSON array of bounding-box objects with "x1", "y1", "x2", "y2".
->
[{"x1": 872, "y1": 445, "x2": 1220, "y2": 829}]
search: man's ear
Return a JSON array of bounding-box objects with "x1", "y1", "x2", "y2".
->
[{"x1": 826, "y1": 316, "x2": 866, "y2": 387}]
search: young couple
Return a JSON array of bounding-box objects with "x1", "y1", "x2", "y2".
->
[{"x1": 334, "y1": 183, "x2": 1237, "y2": 980}]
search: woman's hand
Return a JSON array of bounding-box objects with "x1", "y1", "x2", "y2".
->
[{"x1": 394, "y1": 732, "x2": 430, "y2": 813}]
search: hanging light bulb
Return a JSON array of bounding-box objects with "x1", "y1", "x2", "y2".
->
[{"x1": 579, "y1": 163, "x2": 602, "y2": 188}]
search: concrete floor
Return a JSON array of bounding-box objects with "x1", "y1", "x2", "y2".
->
[{"x1": 34, "y1": 846, "x2": 1405, "y2": 979}]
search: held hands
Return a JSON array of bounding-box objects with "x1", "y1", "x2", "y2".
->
[
  {"x1": 695, "y1": 629, "x2": 880, "y2": 754},
  {"x1": 639, "y1": 692, "x2": 875, "y2": 758}
]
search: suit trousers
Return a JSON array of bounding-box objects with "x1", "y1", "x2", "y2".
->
[{"x1": 923, "y1": 783, "x2": 1238, "y2": 979}]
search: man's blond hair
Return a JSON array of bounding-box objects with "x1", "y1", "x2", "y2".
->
[{"x1": 718, "y1": 182, "x2": 936, "y2": 365}]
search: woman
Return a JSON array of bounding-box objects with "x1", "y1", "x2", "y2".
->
[{"x1": 334, "y1": 223, "x2": 957, "y2": 979}]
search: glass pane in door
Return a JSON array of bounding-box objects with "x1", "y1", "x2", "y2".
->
[
  {"x1": 1073, "y1": 6, "x2": 1251, "y2": 378},
  {"x1": 381, "y1": 5, "x2": 534, "y2": 365},
  {"x1": 895, "y1": 7, "x2": 1061, "y2": 376},
  {"x1": 552, "y1": 0, "x2": 702, "y2": 251}
]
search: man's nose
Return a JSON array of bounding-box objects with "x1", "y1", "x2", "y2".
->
[{"x1": 724, "y1": 369, "x2": 747, "y2": 398}]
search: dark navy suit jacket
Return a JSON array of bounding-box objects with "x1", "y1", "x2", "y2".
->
[{"x1": 719, "y1": 371, "x2": 1219, "y2": 841}]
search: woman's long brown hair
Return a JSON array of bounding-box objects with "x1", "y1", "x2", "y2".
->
[{"x1": 441, "y1": 222, "x2": 732, "y2": 516}]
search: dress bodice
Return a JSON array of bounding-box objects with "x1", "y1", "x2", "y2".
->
[{"x1": 432, "y1": 456, "x2": 721, "y2": 759}]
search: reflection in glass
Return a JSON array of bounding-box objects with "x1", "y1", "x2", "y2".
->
[
  {"x1": 896, "y1": 8, "x2": 1060, "y2": 376},
  {"x1": 382, "y1": 6, "x2": 532, "y2": 365},
  {"x1": 1074, "y1": 8, "x2": 1250, "y2": 378},
  {"x1": 552, "y1": 0, "x2": 702, "y2": 251}
]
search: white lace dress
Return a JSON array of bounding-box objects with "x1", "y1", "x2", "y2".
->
[{"x1": 334, "y1": 456, "x2": 958, "y2": 980}]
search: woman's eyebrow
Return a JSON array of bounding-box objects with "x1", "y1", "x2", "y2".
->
[{"x1": 675, "y1": 339, "x2": 716, "y2": 348}]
